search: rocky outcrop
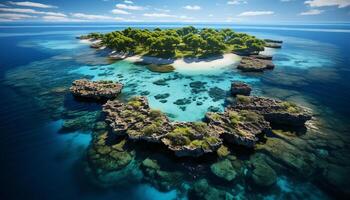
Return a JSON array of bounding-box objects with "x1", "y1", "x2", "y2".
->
[
  {"x1": 265, "y1": 43, "x2": 282, "y2": 49},
  {"x1": 103, "y1": 96, "x2": 171, "y2": 142},
  {"x1": 231, "y1": 82, "x2": 252, "y2": 96},
  {"x1": 205, "y1": 110, "x2": 271, "y2": 148},
  {"x1": 264, "y1": 39, "x2": 283, "y2": 49},
  {"x1": 237, "y1": 56, "x2": 275, "y2": 72},
  {"x1": 70, "y1": 79, "x2": 123, "y2": 101},
  {"x1": 251, "y1": 54, "x2": 273, "y2": 60},
  {"x1": 90, "y1": 42, "x2": 103, "y2": 49},
  {"x1": 231, "y1": 95, "x2": 312, "y2": 127},
  {"x1": 102, "y1": 94, "x2": 311, "y2": 157},
  {"x1": 264, "y1": 39, "x2": 283, "y2": 44},
  {"x1": 161, "y1": 122, "x2": 222, "y2": 157},
  {"x1": 103, "y1": 96, "x2": 272, "y2": 156}
]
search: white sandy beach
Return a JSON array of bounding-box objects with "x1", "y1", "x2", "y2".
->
[{"x1": 125, "y1": 53, "x2": 241, "y2": 72}]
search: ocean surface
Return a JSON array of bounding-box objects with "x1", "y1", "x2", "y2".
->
[{"x1": 0, "y1": 23, "x2": 349, "y2": 200}]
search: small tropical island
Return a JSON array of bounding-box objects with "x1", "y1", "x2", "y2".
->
[
  {"x1": 78, "y1": 26, "x2": 280, "y2": 72},
  {"x1": 79, "y1": 26, "x2": 266, "y2": 57}
]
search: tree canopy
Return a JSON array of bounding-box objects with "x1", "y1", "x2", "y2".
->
[{"x1": 84, "y1": 26, "x2": 266, "y2": 58}]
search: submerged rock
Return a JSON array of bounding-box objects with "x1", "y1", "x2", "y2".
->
[
  {"x1": 209, "y1": 87, "x2": 226, "y2": 102},
  {"x1": 86, "y1": 133, "x2": 142, "y2": 187},
  {"x1": 173, "y1": 98, "x2": 192, "y2": 106},
  {"x1": 321, "y1": 163, "x2": 350, "y2": 196},
  {"x1": 70, "y1": 79, "x2": 123, "y2": 100},
  {"x1": 237, "y1": 56, "x2": 275, "y2": 72},
  {"x1": 232, "y1": 95, "x2": 312, "y2": 127},
  {"x1": 146, "y1": 64, "x2": 175, "y2": 73},
  {"x1": 60, "y1": 111, "x2": 101, "y2": 133},
  {"x1": 141, "y1": 158, "x2": 184, "y2": 191},
  {"x1": 251, "y1": 156, "x2": 277, "y2": 187},
  {"x1": 190, "y1": 81, "x2": 207, "y2": 94},
  {"x1": 191, "y1": 179, "x2": 234, "y2": 200},
  {"x1": 210, "y1": 159, "x2": 237, "y2": 181},
  {"x1": 154, "y1": 93, "x2": 170, "y2": 100},
  {"x1": 257, "y1": 137, "x2": 315, "y2": 177},
  {"x1": 231, "y1": 82, "x2": 252, "y2": 96}
]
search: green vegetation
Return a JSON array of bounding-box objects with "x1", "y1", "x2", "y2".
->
[
  {"x1": 149, "y1": 109, "x2": 162, "y2": 119},
  {"x1": 228, "y1": 111, "x2": 241, "y2": 126},
  {"x1": 127, "y1": 98, "x2": 142, "y2": 108},
  {"x1": 143, "y1": 123, "x2": 161, "y2": 136},
  {"x1": 280, "y1": 101, "x2": 300, "y2": 113},
  {"x1": 208, "y1": 112, "x2": 222, "y2": 121},
  {"x1": 83, "y1": 26, "x2": 265, "y2": 58},
  {"x1": 165, "y1": 124, "x2": 218, "y2": 149},
  {"x1": 217, "y1": 145, "x2": 230, "y2": 158},
  {"x1": 239, "y1": 110, "x2": 261, "y2": 123},
  {"x1": 236, "y1": 95, "x2": 251, "y2": 104},
  {"x1": 192, "y1": 122, "x2": 209, "y2": 133},
  {"x1": 228, "y1": 110, "x2": 262, "y2": 127}
]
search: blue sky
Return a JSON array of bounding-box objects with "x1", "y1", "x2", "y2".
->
[{"x1": 0, "y1": 0, "x2": 349, "y2": 23}]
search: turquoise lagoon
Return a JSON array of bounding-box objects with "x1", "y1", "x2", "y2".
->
[{"x1": 0, "y1": 23, "x2": 349, "y2": 200}]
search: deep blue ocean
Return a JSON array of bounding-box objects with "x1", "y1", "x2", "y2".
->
[{"x1": 0, "y1": 23, "x2": 349, "y2": 200}]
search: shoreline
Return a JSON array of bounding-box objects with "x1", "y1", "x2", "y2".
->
[{"x1": 125, "y1": 53, "x2": 242, "y2": 71}]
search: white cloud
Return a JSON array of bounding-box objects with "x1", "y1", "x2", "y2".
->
[
  {"x1": 305, "y1": 0, "x2": 350, "y2": 8},
  {"x1": 0, "y1": 18, "x2": 13, "y2": 22},
  {"x1": 8, "y1": 1, "x2": 57, "y2": 8},
  {"x1": 42, "y1": 15, "x2": 87, "y2": 22},
  {"x1": 0, "y1": 8, "x2": 66, "y2": 17},
  {"x1": 124, "y1": 0, "x2": 133, "y2": 4},
  {"x1": 71, "y1": 13, "x2": 115, "y2": 20},
  {"x1": 300, "y1": 9, "x2": 324, "y2": 15},
  {"x1": 227, "y1": 0, "x2": 247, "y2": 5},
  {"x1": 0, "y1": 13, "x2": 35, "y2": 20},
  {"x1": 238, "y1": 11, "x2": 274, "y2": 16},
  {"x1": 143, "y1": 13, "x2": 192, "y2": 20},
  {"x1": 111, "y1": 9, "x2": 131, "y2": 14},
  {"x1": 184, "y1": 5, "x2": 201, "y2": 10},
  {"x1": 143, "y1": 13, "x2": 175, "y2": 18},
  {"x1": 116, "y1": 3, "x2": 144, "y2": 10}
]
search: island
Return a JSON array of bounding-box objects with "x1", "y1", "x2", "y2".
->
[
  {"x1": 79, "y1": 26, "x2": 266, "y2": 58},
  {"x1": 78, "y1": 26, "x2": 280, "y2": 73}
]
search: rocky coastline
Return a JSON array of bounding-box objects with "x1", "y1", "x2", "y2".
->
[
  {"x1": 70, "y1": 79, "x2": 311, "y2": 158},
  {"x1": 70, "y1": 79, "x2": 123, "y2": 101}
]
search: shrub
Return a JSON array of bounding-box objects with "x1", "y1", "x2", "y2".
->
[
  {"x1": 193, "y1": 122, "x2": 208, "y2": 133},
  {"x1": 236, "y1": 95, "x2": 250, "y2": 104},
  {"x1": 228, "y1": 111, "x2": 241, "y2": 126},
  {"x1": 239, "y1": 110, "x2": 261, "y2": 123},
  {"x1": 149, "y1": 109, "x2": 162, "y2": 119},
  {"x1": 128, "y1": 100, "x2": 142, "y2": 108},
  {"x1": 217, "y1": 145, "x2": 230, "y2": 157},
  {"x1": 143, "y1": 123, "x2": 159, "y2": 136}
]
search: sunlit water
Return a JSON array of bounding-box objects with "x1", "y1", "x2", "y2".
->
[{"x1": 0, "y1": 23, "x2": 349, "y2": 200}]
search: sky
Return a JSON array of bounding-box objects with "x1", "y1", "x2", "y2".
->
[{"x1": 0, "y1": 0, "x2": 349, "y2": 23}]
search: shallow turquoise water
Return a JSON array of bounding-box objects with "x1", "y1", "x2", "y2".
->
[{"x1": 1, "y1": 23, "x2": 349, "y2": 200}]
